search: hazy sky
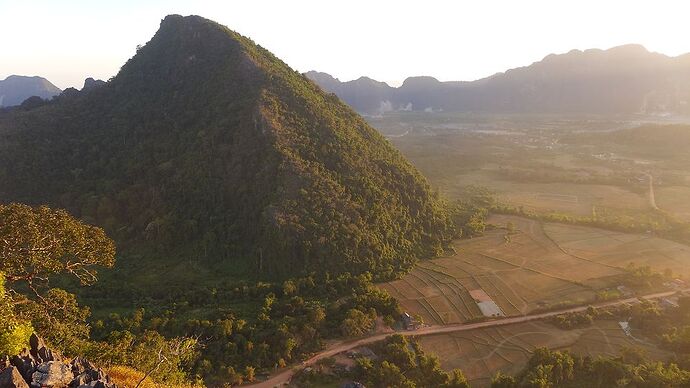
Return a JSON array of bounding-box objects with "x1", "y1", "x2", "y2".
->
[{"x1": 2, "y1": 0, "x2": 689, "y2": 90}]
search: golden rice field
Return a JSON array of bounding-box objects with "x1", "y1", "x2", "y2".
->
[
  {"x1": 442, "y1": 170, "x2": 649, "y2": 217},
  {"x1": 656, "y1": 185, "x2": 690, "y2": 222},
  {"x1": 418, "y1": 319, "x2": 670, "y2": 387},
  {"x1": 380, "y1": 215, "x2": 690, "y2": 325}
]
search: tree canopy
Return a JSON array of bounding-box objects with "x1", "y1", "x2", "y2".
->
[{"x1": 0, "y1": 203, "x2": 115, "y2": 296}]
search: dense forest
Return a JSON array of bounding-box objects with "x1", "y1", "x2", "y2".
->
[
  {"x1": 0, "y1": 15, "x2": 454, "y2": 281},
  {"x1": 0, "y1": 203, "x2": 410, "y2": 386}
]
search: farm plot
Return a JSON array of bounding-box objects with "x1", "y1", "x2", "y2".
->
[
  {"x1": 441, "y1": 170, "x2": 649, "y2": 217},
  {"x1": 655, "y1": 185, "x2": 690, "y2": 222},
  {"x1": 381, "y1": 215, "x2": 690, "y2": 325},
  {"x1": 544, "y1": 221, "x2": 690, "y2": 278},
  {"x1": 418, "y1": 319, "x2": 670, "y2": 387}
]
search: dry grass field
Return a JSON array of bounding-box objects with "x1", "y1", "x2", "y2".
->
[
  {"x1": 656, "y1": 185, "x2": 690, "y2": 222},
  {"x1": 381, "y1": 215, "x2": 690, "y2": 325},
  {"x1": 441, "y1": 170, "x2": 649, "y2": 217},
  {"x1": 376, "y1": 113, "x2": 690, "y2": 223},
  {"x1": 418, "y1": 319, "x2": 670, "y2": 387}
]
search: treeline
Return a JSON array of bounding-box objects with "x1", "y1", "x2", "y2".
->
[
  {"x1": 449, "y1": 185, "x2": 496, "y2": 238},
  {"x1": 494, "y1": 165, "x2": 640, "y2": 190},
  {"x1": 492, "y1": 347, "x2": 690, "y2": 387},
  {"x1": 492, "y1": 202, "x2": 690, "y2": 246},
  {"x1": 294, "y1": 334, "x2": 470, "y2": 388}
]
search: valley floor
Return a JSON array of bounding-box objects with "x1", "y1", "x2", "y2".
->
[{"x1": 381, "y1": 215, "x2": 690, "y2": 326}]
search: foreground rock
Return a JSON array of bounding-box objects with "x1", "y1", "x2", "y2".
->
[
  {"x1": 0, "y1": 366, "x2": 29, "y2": 388},
  {"x1": 0, "y1": 334, "x2": 117, "y2": 388}
]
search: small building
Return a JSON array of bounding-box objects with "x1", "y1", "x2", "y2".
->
[
  {"x1": 619, "y1": 321, "x2": 631, "y2": 336},
  {"x1": 402, "y1": 312, "x2": 412, "y2": 328},
  {"x1": 401, "y1": 312, "x2": 419, "y2": 330}
]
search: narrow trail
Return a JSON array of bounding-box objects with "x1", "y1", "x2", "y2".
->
[
  {"x1": 646, "y1": 173, "x2": 659, "y2": 210},
  {"x1": 245, "y1": 289, "x2": 686, "y2": 388}
]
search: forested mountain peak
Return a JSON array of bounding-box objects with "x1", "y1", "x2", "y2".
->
[{"x1": 0, "y1": 15, "x2": 454, "y2": 280}]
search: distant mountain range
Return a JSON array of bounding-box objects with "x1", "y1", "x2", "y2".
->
[
  {"x1": 306, "y1": 45, "x2": 690, "y2": 115},
  {"x1": 0, "y1": 75, "x2": 61, "y2": 107}
]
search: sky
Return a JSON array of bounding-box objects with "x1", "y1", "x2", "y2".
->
[{"x1": 2, "y1": 0, "x2": 690, "y2": 90}]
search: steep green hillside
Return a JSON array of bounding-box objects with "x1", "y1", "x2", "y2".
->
[{"x1": 0, "y1": 15, "x2": 453, "y2": 280}]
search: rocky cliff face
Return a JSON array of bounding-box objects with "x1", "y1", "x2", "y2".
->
[
  {"x1": 82, "y1": 78, "x2": 106, "y2": 91},
  {"x1": 0, "y1": 334, "x2": 116, "y2": 388}
]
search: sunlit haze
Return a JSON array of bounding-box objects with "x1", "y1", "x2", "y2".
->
[{"x1": 2, "y1": 0, "x2": 690, "y2": 89}]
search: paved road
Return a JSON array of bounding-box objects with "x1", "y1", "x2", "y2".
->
[{"x1": 247, "y1": 289, "x2": 683, "y2": 387}]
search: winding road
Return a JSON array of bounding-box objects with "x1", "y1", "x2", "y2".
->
[{"x1": 247, "y1": 289, "x2": 684, "y2": 387}]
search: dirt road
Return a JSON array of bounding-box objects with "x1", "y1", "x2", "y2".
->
[
  {"x1": 247, "y1": 289, "x2": 682, "y2": 387},
  {"x1": 646, "y1": 172, "x2": 658, "y2": 210}
]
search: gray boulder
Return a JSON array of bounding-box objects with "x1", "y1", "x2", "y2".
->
[
  {"x1": 31, "y1": 362, "x2": 72, "y2": 387},
  {"x1": 5, "y1": 335, "x2": 116, "y2": 388}
]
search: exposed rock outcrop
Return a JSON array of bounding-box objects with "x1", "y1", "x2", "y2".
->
[
  {"x1": 82, "y1": 78, "x2": 106, "y2": 91},
  {"x1": 31, "y1": 362, "x2": 72, "y2": 387},
  {"x1": 0, "y1": 366, "x2": 29, "y2": 388},
  {"x1": 0, "y1": 334, "x2": 116, "y2": 388}
]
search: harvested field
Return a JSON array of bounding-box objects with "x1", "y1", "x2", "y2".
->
[
  {"x1": 440, "y1": 170, "x2": 649, "y2": 217},
  {"x1": 381, "y1": 215, "x2": 690, "y2": 325},
  {"x1": 418, "y1": 319, "x2": 670, "y2": 387},
  {"x1": 545, "y1": 221, "x2": 690, "y2": 279},
  {"x1": 656, "y1": 185, "x2": 690, "y2": 222}
]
